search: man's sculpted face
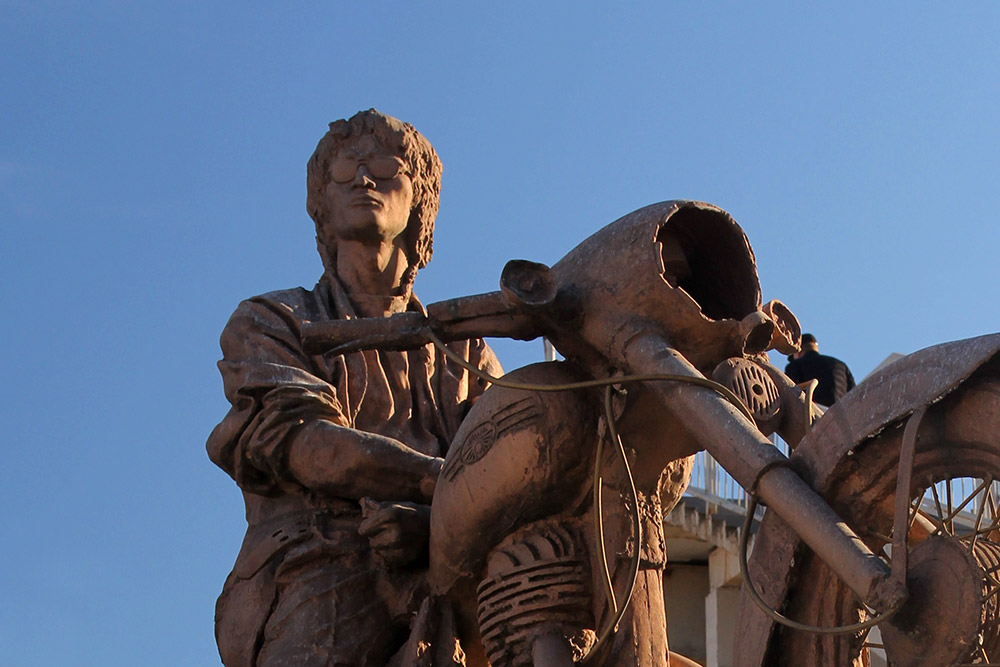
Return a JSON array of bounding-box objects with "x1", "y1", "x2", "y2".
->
[{"x1": 323, "y1": 134, "x2": 414, "y2": 246}]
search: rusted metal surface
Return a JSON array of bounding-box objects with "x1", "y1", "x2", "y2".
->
[
  {"x1": 618, "y1": 332, "x2": 787, "y2": 487},
  {"x1": 421, "y1": 201, "x2": 820, "y2": 666},
  {"x1": 880, "y1": 537, "x2": 983, "y2": 666},
  {"x1": 736, "y1": 370, "x2": 1000, "y2": 667},
  {"x1": 756, "y1": 465, "x2": 902, "y2": 610},
  {"x1": 427, "y1": 362, "x2": 599, "y2": 597},
  {"x1": 711, "y1": 357, "x2": 783, "y2": 436},
  {"x1": 544, "y1": 201, "x2": 767, "y2": 373},
  {"x1": 762, "y1": 299, "x2": 801, "y2": 355},
  {"x1": 973, "y1": 538, "x2": 1000, "y2": 659},
  {"x1": 277, "y1": 185, "x2": 1000, "y2": 665},
  {"x1": 619, "y1": 333, "x2": 900, "y2": 616},
  {"x1": 793, "y1": 334, "x2": 1000, "y2": 490},
  {"x1": 890, "y1": 407, "x2": 925, "y2": 591},
  {"x1": 301, "y1": 291, "x2": 540, "y2": 355},
  {"x1": 619, "y1": 330, "x2": 898, "y2": 617}
]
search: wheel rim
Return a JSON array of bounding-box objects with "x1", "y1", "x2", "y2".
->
[{"x1": 741, "y1": 376, "x2": 1000, "y2": 666}]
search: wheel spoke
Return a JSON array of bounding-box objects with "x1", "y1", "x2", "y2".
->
[
  {"x1": 917, "y1": 507, "x2": 948, "y2": 536},
  {"x1": 971, "y1": 505, "x2": 1000, "y2": 539},
  {"x1": 930, "y1": 482, "x2": 951, "y2": 535},
  {"x1": 971, "y1": 478, "x2": 993, "y2": 553},
  {"x1": 947, "y1": 479, "x2": 955, "y2": 534},
  {"x1": 942, "y1": 478, "x2": 991, "y2": 525},
  {"x1": 983, "y1": 580, "x2": 1000, "y2": 604},
  {"x1": 908, "y1": 491, "x2": 926, "y2": 531},
  {"x1": 867, "y1": 529, "x2": 893, "y2": 544}
]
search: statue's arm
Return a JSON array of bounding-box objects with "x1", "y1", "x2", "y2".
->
[
  {"x1": 208, "y1": 295, "x2": 440, "y2": 502},
  {"x1": 288, "y1": 420, "x2": 441, "y2": 503}
]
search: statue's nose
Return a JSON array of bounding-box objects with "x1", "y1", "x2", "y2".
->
[{"x1": 352, "y1": 164, "x2": 376, "y2": 187}]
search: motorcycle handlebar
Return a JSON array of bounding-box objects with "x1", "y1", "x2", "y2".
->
[{"x1": 300, "y1": 291, "x2": 541, "y2": 356}]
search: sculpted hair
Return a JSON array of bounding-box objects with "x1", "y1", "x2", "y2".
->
[{"x1": 306, "y1": 109, "x2": 443, "y2": 288}]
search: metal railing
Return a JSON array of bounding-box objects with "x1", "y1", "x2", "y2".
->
[
  {"x1": 686, "y1": 437, "x2": 790, "y2": 512},
  {"x1": 921, "y1": 477, "x2": 1000, "y2": 530},
  {"x1": 686, "y1": 439, "x2": 996, "y2": 530}
]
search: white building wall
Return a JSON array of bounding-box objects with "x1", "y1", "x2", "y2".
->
[{"x1": 663, "y1": 563, "x2": 709, "y2": 664}]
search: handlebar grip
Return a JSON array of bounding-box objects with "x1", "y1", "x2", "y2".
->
[{"x1": 301, "y1": 311, "x2": 430, "y2": 355}]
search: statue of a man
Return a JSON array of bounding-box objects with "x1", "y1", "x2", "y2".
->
[{"x1": 208, "y1": 109, "x2": 501, "y2": 666}]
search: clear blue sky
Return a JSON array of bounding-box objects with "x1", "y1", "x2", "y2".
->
[{"x1": 2, "y1": 3, "x2": 998, "y2": 664}]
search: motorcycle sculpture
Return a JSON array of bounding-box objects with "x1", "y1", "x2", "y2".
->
[{"x1": 304, "y1": 200, "x2": 1000, "y2": 666}]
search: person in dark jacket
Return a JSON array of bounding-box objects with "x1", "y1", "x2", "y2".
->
[{"x1": 785, "y1": 333, "x2": 856, "y2": 407}]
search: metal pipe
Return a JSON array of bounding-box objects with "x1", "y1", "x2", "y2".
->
[
  {"x1": 622, "y1": 331, "x2": 906, "y2": 612},
  {"x1": 755, "y1": 466, "x2": 903, "y2": 607}
]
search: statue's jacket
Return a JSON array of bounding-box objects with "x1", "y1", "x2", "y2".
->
[{"x1": 207, "y1": 274, "x2": 500, "y2": 663}]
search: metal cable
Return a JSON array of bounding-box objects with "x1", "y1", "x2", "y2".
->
[
  {"x1": 424, "y1": 329, "x2": 756, "y2": 663},
  {"x1": 738, "y1": 494, "x2": 905, "y2": 635},
  {"x1": 424, "y1": 330, "x2": 755, "y2": 422},
  {"x1": 431, "y1": 328, "x2": 916, "y2": 643}
]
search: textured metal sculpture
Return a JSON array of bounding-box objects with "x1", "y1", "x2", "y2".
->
[
  {"x1": 208, "y1": 110, "x2": 500, "y2": 667},
  {"x1": 736, "y1": 336, "x2": 1000, "y2": 666},
  {"x1": 301, "y1": 198, "x2": 852, "y2": 666},
  {"x1": 211, "y1": 110, "x2": 1000, "y2": 666},
  {"x1": 305, "y1": 200, "x2": 1000, "y2": 666}
]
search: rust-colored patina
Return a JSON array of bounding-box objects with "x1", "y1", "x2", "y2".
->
[
  {"x1": 212, "y1": 110, "x2": 1000, "y2": 667},
  {"x1": 208, "y1": 110, "x2": 501, "y2": 667},
  {"x1": 302, "y1": 200, "x2": 895, "y2": 666},
  {"x1": 735, "y1": 335, "x2": 1000, "y2": 666},
  {"x1": 300, "y1": 195, "x2": 1000, "y2": 665}
]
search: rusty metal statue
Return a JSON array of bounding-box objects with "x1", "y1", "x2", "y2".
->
[
  {"x1": 305, "y1": 199, "x2": 1000, "y2": 666},
  {"x1": 211, "y1": 110, "x2": 1000, "y2": 666},
  {"x1": 307, "y1": 199, "x2": 838, "y2": 666},
  {"x1": 735, "y1": 334, "x2": 1000, "y2": 667},
  {"x1": 208, "y1": 110, "x2": 501, "y2": 667}
]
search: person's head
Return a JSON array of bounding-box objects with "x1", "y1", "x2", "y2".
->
[
  {"x1": 306, "y1": 109, "x2": 443, "y2": 287},
  {"x1": 801, "y1": 333, "x2": 818, "y2": 353}
]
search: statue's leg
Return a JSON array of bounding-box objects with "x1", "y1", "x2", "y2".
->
[
  {"x1": 214, "y1": 567, "x2": 276, "y2": 667},
  {"x1": 256, "y1": 518, "x2": 406, "y2": 667},
  {"x1": 256, "y1": 557, "x2": 400, "y2": 666}
]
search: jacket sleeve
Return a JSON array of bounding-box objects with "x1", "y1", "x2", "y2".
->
[
  {"x1": 207, "y1": 296, "x2": 349, "y2": 496},
  {"x1": 785, "y1": 360, "x2": 802, "y2": 384}
]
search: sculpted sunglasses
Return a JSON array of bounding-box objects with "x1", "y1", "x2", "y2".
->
[{"x1": 329, "y1": 155, "x2": 406, "y2": 183}]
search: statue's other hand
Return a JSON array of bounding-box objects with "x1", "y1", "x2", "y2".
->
[{"x1": 358, "y1": 498, "x2": 431, "y2": 568}]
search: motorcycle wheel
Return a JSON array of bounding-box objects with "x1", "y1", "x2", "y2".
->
[{"x1": 736, "y1": 375, "x2": 1000, "y2": 667}]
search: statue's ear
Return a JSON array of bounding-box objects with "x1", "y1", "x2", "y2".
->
[
  {"x1": 763, "y1": 299, "x2": 802, "y2": 354},
  {"x1": 500, "y1": 260, "x2": 556, "y2": 309}
]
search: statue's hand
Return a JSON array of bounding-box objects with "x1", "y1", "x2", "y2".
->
[
  {"x1": 419, "y1": 457, "x2": 444, "y2": 502},
  {"x1": 358, "y1": 498, "x2": 431, "y2": 568}
]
